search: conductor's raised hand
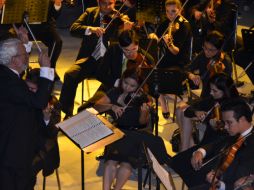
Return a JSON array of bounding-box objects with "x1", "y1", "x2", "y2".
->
[
  {"x1": 191, "y1": 150, "x2": 204, "y2": 171},
  {"x1": 38, "y1": 52, "x2": 51, "y2": 68}
]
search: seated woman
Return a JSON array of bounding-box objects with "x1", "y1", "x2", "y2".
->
[
  {"x1": 25, "y1": 68, "x2": 61, "y2": 184},
  {"x1": 176, "y1": 73, "x2": 239, "y2": 151},
  {"x1": 93, "y1": 68, "x2": 170, "y2": 190}
]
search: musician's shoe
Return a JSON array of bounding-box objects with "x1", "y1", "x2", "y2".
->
[{"x1": 162, "y1": 112, "x2": 170, "y2": 119}]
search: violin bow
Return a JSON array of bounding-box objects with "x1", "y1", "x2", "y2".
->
[
  {"x1": 104, "y1": 0, "x2": 135, "y2": 31},
  {"x1": 157, "y1": 0, "x2": 190, "y2": 44},
  {"x1": 201, "y1": 131, "x2": 253, "y2": 168},
  {"x1": 123, "y1": 0, "x2": 190, "y2": 111}
]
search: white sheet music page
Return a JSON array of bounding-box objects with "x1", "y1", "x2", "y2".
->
[
  {"x1": 56, "y1": 109, "x2": 113, "y2": 149},
  {"x1": 147, "y1": 148, "x2": 173, "y2": 190}
]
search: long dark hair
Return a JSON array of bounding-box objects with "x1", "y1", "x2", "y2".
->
[
  {"x1": 208, "y1": 72, "x2": 239, "y2": 98},
  {"x1": 118, "y1": 68, "x2": 148, "y2": 93}
]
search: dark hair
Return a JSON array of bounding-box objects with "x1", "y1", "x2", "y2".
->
[
  {"x1": 221, "y1": 98, "x2": 252, "y2": 122},
  {"x1": 118, "y1": 29, "x2": 139, "y2": 47},
  {"x1": 205, "y1": 30, "x2": 225, "y2": 49},
  {"x1": 26, "y1": 68, "x2": 40, "y2": 84},
  {"x1": 208, "y1": 72, "x2": 239, "y2": 98},
  {"x1": 165, "y1": 0, "x2": 182, "y2": 8}
]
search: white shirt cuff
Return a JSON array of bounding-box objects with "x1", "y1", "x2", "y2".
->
[
  {"x1": 40, "y1": 67, "x2": 55, "y2": 81},
  {"x1": 218, "y1": 181, "x2": 225, "y2": 190},
  {"x1": 196, "y1": 148, "x2": 206, "y2": 158},
  {"x1": 85, "y1": 27, "x2": 92, "y2": 35},
  {"x1": 44, "y1": 119, "x2": 50, "y2": 126},
  {"x1": 54, "y1": 4, "x2": 62, "y2": 11},
  {"x1": 23, "y1": 41, "x2": 33, "y2": 53}
]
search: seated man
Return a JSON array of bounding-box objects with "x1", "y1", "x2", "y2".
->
[
  {"x1": 59, "y1": 0, "x2": 133, "y2": 118},
  {"x1": 169, "y1": 98, "x2": 254, "y2": 190},
  {"x1": 77, "y1": 29, "x2": 154, "y2": 112}
]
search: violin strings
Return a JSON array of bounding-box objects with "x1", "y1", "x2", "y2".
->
[{"x1": 123, "y1": 54, "x2": 165, "y2": 110}]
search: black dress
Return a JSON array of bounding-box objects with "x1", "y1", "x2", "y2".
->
[{"x1": 103, "y1": 88, "x2": 170, "y2": 168}]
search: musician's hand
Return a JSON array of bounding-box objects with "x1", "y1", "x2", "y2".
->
[
  {"x1": 148, "y1": 33, "x2": 159, "y2": 41},
  {"x1": 188, "y1": 73, "x2": 201, "y2": 86},
  {"x1": 191, "y1": 150, "x2": 204, "y2": 170},
  {"x1": 13, "y1": 25, "x2": 29, "y2": 44},
  {"x1": 0, "y1": 0, "x2": 5, "y2": 9},
  {"x1": 123, "y1": 20, "x2": 134, "y2": 31},
  {"x1": 163, "y1": 34, "x2": 173, "y2": 47},
  {"x1": 89, "y1": 27, "x2": 105, "y2": 37},
  {"x1": 206, "y1": 170, "x2": 221, "y2": 187},
  {"x1": 140, "y1": 103, "x2": 150, "y2": 113},
  {"x1": 111, "y1": 104, "x2": 124, "y2": 118},
  {"x1": 38, "y1": 52, "x2": 51, "y2": 68},
  {"x1": 43, "y1": 103, "x2": 52, "y2": 121},
  {"x1": 195, "y1": 111, "x2": 207, "y2": 121},
  {"x1": 54, "y1": 0, "x2": 63, "y2": 6}
]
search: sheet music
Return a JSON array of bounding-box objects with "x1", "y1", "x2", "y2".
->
[
  {"x1": 56, "y1": 109, "x2": 113, "y2": 149},
  {"x1": 147, "y1": 148, "x2": 173, "y2": 190}
]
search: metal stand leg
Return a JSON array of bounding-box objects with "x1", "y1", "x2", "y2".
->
[
  {"x1": 43, "y1": 176, "x2": 46, "y2": 190},
  {"x1": 56, "y1": 169, "x2": 61, "y2": 190},
  {"x1": 81, "y1": 149, "x2": 85, "y2": 190}
]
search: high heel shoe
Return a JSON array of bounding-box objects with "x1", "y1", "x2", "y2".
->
[{"x1": 162, "y1": 112, "x2": 170, "y2": 119}]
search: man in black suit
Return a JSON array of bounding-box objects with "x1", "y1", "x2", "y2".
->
[
  {"x1": 77, "y1": 29, "x2": 154, "y2": 112},
  {"x1": 0, "y1": 38, "x2": 54, "y2": 190},
  {"x1": 59, "y1": 0, "x2": 133, "y2": 118},
  {"x1": 170, "y1": 98, "x2": 254, "y2": 190}
]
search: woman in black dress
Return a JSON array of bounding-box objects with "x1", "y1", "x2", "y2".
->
[
  {"x1": 177, "y1": 73, "x2": 239, "y2": 151},
  {"x1": 93, "y1": 68, "x2": 169, "y2": 190}
]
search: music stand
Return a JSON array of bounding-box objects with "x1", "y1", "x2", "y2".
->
[
  {"x1": 1, "y1": 0, "x2": 49, "y2": 24},
  {"x1": 142, "y1": 67, "x2": 184, "y2": 135},
  {"x1": 56, "y1": 109, "x2": 124, "y2": 190}
]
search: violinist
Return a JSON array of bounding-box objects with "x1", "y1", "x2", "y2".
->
[
  {"x1": 60, "y1": 0, "x2": 133, "y2": 118},
  {"x1": 77, "y1": 29, "x2": 154, "y2": 112},
  {"x1": 186, "y1": 30, "x2": 232, "y2": 98},
  {"x1": 93, "y1": 68, "x2": 170, "y2": 190},
  {"x1": 169, "y1": 98, "x2": 254, "y2": 189},
  {"x1": 189, "y1": 0, "x2": 238, "y2": 53},
  {"x1": 148, "y1": 0, "x2": 192, "y2": 119},
  {"x1": 175, "y1": 73, "x2": 238, "y2": 152}
]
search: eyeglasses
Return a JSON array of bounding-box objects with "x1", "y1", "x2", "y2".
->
[
  {"x1": 203, "y1": 45, "x2": 218, "y2": 53},
  {"x1": 121, "y1": 45, "x2": 138, "y2": 55}
]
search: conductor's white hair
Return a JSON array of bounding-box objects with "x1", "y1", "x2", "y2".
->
[{"x1": 0, "y1": 38, "x2": 21, "y2": 66}]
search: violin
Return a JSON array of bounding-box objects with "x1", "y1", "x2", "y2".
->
[
  {"x1": 126, "y1": 53, "x2": 152, "y2": 71},
  {"x1": 124, "y1": 91, "x2": 149, "y2": 107},
  {"x1": 209, "y1": 136, "x2": 246, "y2": 190},
  {"x1": 207, "y1": 52, "x2": 225, "y2": 77},
  {"x1": 163, "y1": 16, "x2": 184, "y2": 50},
  {"x1": 210, "y1": 103, "x2": 225, "y2": 131}
]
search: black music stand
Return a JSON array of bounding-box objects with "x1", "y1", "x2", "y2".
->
[
  {"x1": 1, "y1": 0, "x2": 49, "y2": 24},
  {"x1": 142, "y1": 67, "x2": 184, "y2": 135}
]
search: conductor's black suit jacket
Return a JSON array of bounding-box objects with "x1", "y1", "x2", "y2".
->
[{"x1": 0, "y1": 65, "x2": 53, "y2": 169}]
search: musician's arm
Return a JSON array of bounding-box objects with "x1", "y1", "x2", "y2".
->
[{"x1": 70, "y1": 10, "x2": 91, "y2": 37}]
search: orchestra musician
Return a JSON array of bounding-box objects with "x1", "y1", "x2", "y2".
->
[
  {"x1": 77, "y1": 29, "x2": 154, "y2": 112},
  {"x1": 177, "y1": 73, "x2": 239, "y2": 151},
  {"x1": 93, "y1": 68, "x2": 170, "y2": 190},
  {"x1": 60, "y1": 0, "x2": 134, "y2": 119},
  {"x1": 186, "y1": 30, "x2": 232, "y2": 98},
  {"x1": 148, "y1": 0, "x2": 192, "y2": 119},
  {"x1": 188, "y1": 0, "x2": 238, "y2": 53},
  {"x1": 169, "y1": 98, "x2": 254, "y2": 189}
]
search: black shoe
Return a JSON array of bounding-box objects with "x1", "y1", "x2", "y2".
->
[{"x1": 162, "y1": 112, "x2": 170, "y2": 119}]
